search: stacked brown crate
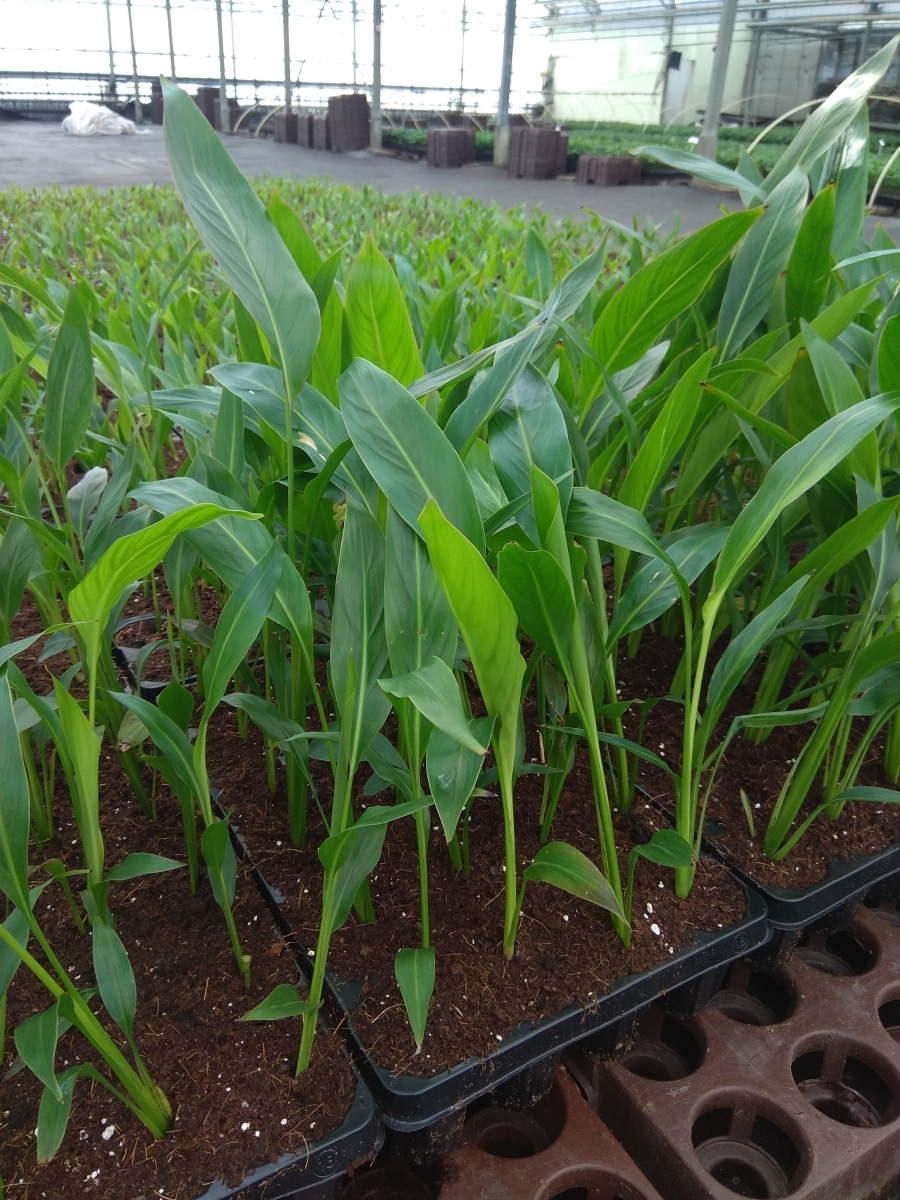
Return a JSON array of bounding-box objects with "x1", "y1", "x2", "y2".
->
[
  {"x1": 575, "y1": 155, "x2": 642, "y2": 186},
  {"x1": 427, "y1": 128, "x2": 477, "y2": 168},
  {"x1": 327, "y1": 93, "x2": 370, "y2": 152}
]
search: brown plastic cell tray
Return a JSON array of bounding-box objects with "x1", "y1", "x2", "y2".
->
[
  {"x1": 569, "y1": 903, "x2": 900, "y2": 1199},
  {"x1": 435, "y1": 1066, "x2": 663, "y2": 1200}
]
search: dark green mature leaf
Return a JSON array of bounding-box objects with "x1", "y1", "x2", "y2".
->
[
  {"x1": 320, "y1": 823, "x2": 387, "y2": 932},
  {"x1": 395, "y1": 946, "x2": 435, "y2": 1049},
  {"x1": 339, "y1": 358, "x2": 483, "y2": 552},
  {"x1": 566, "y1": 488, "x2": 667, "y2": 562},
  {"x1": 583, "y1": 209, "x2": 759, "y2": 388},
  {"x1": 345, "y1": 235, "x2": 422, "y2": 386},
  {"x1": 224, "y1": 693, "x2": 310, "y2": 769},
  {"x1": 201, "y1": 818, "x2": 238, "y2": 911},
  {"x1": 763, "y1": 37, "x2": 900, "y2": 194},
  {"x1": 380, "y1": 657, "x2": 487, "y2": 754},
  {"x1": 44, "y1": 289, "x2": 94, "y2": 480},
  {"x1": 162, "y1": 81, "x2": 319, "y2": 400},
  {"x1": 240, "y1": 983, "x2": 314, "y2": 1021},
  {"x1": 0, "y1": 520, "x2": 39, "y2": 631},
  {"x1": 427, "y1": 715, "x2": 494, "y2": 841},
  {"x1": 632, "y1": 829, "x2": 693, "y2": 869},
  {"x1": 384, "y1": 504, "x2": 457, "y2": 680},
  {"x1": 632, "y1": 145, "x2": 764, "y2": 205},
  {"x1": 92, "y1": 920, "x2": 137, "y2": 1039},
  {"x1": 114, "y1": 691, "x2": 201, "y2": 797},
  {"x1": 36, "y1": 1065, "x2": 81, "y2": 1161},
  {"x1": 717, "y1": 170, "x2": 808, "y2": 361},
  {"x1": 15, "y1": 1004, "x2": 62, "y2": 1099},
  {"x1": 785, "y1": 185, "x2": 834, "y2": 324},
  {"x1": 523, "y1": 842, "x2": 625, "y2": 921},
  {"x1": 498, "y1": 545, "x2": 575, "y2": 672}
]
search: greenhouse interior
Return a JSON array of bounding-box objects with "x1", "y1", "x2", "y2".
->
[{"x1": 8, "y1": 2, "x2": 900, "y2": 1198}]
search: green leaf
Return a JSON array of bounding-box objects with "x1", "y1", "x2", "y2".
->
[
  {"x1": 763, "y1": 37, "x2": 900, "y2": 194},
  {"x1": 584, "y1": 209, "x2": 759, "y2": 385},
  {"x1": 717, "y1": 171, "x2": 808, "y2": 361},
  {"x1": 224, "y1": 693, "x2": 310, "y2": 770},
  {"x1": 785, "y1": 185, "x2": 835, "y2": 323},
  {"x1": 158, "y1": 679, "x2": 194, "y2": 733},
  {"x1": 497, "y1": 545, "x2": 575, "y2": 673},
  {"x1": 201, "y1": 818, "x2": 237, "y2": 911},
  {"x1": 320, "y1": 823, "x2": 387, "y2": 932},
  {"x1": 523, "y1": 842, "x2": 625, "y2": 921},
  {"x1": 212, "y1": 388, "x2": 246, "y2": 481},
  {"x1": 201, "y1": 540, "x2": 282, "y2": 719},
  {"x1": 345, "y1": 235, "x2": 422, "y2": 386},
  {"x1": 92, "y1": 919, "x2": 137, "y2": 1039},
  {"x1": 105, "y1": 854, "x2": 184, "y2": 882},
  {"x1": 113, "y1": 692, "x2": 201, "y2": 798},
  {"x1": 36, "y1": 1067, "x2": 81, "y2": 1162},
  {"x1": 632, "y1": 145, "x2": 765, "y2": 205},
  {"x1": 339, "y1": 358, "x2": 483, "y2": 552},
  {"x1": 53, "y1": 683, "x2": 102, "y2": 886},
  {"x1": 427, "y1": 715, "x2": 494, "y2": 842},
  {"x1": 239, "y1": 983, "x2": 314, "y2": 1021},
  {"x1": 566, "y1": 488, "x2": 668, "y2": 563},
  {"x1": 394, "y1": 946, "x2": 435, "y2": 1050},
  {"x1": 43, "y1": 289, "x2": 94, "y2": 480},
  {"x1": 707, "y1": 395, "x2": 900, "y2": 614},
  {"x1": 384, "y1": 504, "x2": 457, "y2": 679},
  {"x1": 632, "y1": 828, "x2": 694, "y2": 869},
  {"x1": 14, "y1": 1004, "x2": 62, "y2": 1100},
  {"x1": 0, "y1": 520, "x2": 40, "y2": 630},
  {"x1": 379, "y1": 657, "x2": 487, "y2": 754},
  {"x1": 162, "y1": 81, "x2": 320, "y2": 400}
]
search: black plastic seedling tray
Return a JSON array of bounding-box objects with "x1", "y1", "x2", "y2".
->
[
  {"x1": 197, "y1": 1077, "x2": 383, "y2": 1200},
  {"x1": 323, "y1": 878, "x2": 767, "y2": 1135}
]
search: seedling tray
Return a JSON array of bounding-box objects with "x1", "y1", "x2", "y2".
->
[
  {"x1": 323, "y1": 878, "x2": 767, "y2": 1134},
  {"x1": 577, "y1": 903, "x2": 900, "y2": 1200},
  {"x1": 198, "y1": 1077, "x2": 382, "y2": 1200},
  {"x1": 435, "y1": 1065, "x2": 663, "y2": 1199}
]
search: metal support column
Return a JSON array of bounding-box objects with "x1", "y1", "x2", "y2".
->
[
  {"x1": 165, "y1": 0, "x2": 176, "y2": 80},
  {"x1": 493, "y1": 0, "x2": 516, "y2": 168},
  {"x1": 126, "y1": 0, "x2": 141, "y2": 122},
  {"x1": 459, "y1": 1, "x2": 468, "y2": 110},
  {"x1": 215, "y1": 0, "x2": 229, "y2": 132},
  {"x1": 282, "y1": 0, "x2": 292, "y2": 113},
  {"x1": 697, "y1": 0, "x2": 739, "y2": 161},
  {"x1": 371, "y1": 0, "x2": 383, "y2": 149},
  {"x1": 351, "y1": 0, "x2": 358, "y2": 88},
  {"x1": 105, "y1": 0, "x2": 116, "y2": 97}
]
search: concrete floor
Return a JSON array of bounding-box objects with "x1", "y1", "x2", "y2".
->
[{"x1": 2, "y1": 120, "x2": 900, "y2": 241}]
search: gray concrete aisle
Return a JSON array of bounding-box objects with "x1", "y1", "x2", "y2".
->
[{"x1": 3, "y1": 121, "x2": 900, "y2": 242}]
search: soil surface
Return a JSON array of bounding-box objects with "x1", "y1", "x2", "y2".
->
[
  {"x1": 615, "y1": 627, "x2": 898, "y2": 889},
  {"x1": 0, "y1": 756, "x2": 355, "y2": 1200}
]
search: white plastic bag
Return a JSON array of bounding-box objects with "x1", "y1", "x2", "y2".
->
[{"x1": 61, "y1": 101, "x2": 136, "y2": 137}]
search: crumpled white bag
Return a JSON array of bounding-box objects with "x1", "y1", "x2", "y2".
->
[{"x1": 61, "y1": 101, "x2": 136, "y2": 137}]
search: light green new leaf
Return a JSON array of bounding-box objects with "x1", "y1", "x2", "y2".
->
[
  {"x1": 339, "y1": 358, "x2": 483, "y2": 552},
  {"x1": 631, "y1": 829, "x2": 693, "y2": 870},
  {"x1": 345, "y1": 235, "x2": 422, "y2": 386},
  {"x1": 44, "y1": 288, "x2": 94, "y2": 480},
  {"x1": 162, "y1": 81, "x2": 320, "y2": 400},
  {"x1": 240, "y1": 983, "x2": 314, "y2": 1021},
  {"x1": 15, "y1": 1004, "x2": 62, "y2": 1100},
  {"x1": 53, "y1": 682, "x2": 102, "y2": 887},
  {"x1": 379, "y1": 657, "x2": 487, "y2": 754},
  {"x1": 717, "y1": 170, "x2": 808, "y2": 361},
  {"x1": 523, "y1": 842, "x2": 626, "y2": 921},
  {"x1": 113, "y1": 692, "x2": 201, "y2": 798},
  {"x1": 92, "y1": 919, "x2": 137, "y2": 1039},
  {"x1": 633, "y1": 145, "x2": 765, "y2": 205},
  {"x1": 201, "y1": 818, "x2": 238, "y2": 911},
  {"x1": 395, "y1": 946, "x2": 435, "y2": 1050},
  {"x1": 427, "y1": 715, "x2": 494, "y2": 842},
  {"x1": 36, "y1": 1066, "x2": 81, "y2": 1162},
  {"x1": 707, "y1": 395, "x2": 900, "y2": 614},
  {"x1": 105, "y1": 854, "x2": 184, "y2": 882}
]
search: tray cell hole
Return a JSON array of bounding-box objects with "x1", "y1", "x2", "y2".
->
[
  {"x1": 620, "y1": 1007, "x2": 704, "y2": 1080},
  {"x1": 692, "y1": 1106, "x2": 804, "y2": 1198},
  {"x1": 463, "y1": 1082, "x2": 566, "y2": 1158},
  {"x1": 795, "y1": 927, "x2": 876, "y2": 976},
  {"x1": 339, "y1": 1167, "x2": 434, "y2": 1199},
  {"x1": 878, "y1": 998, "x2": 900, "y2": 1045},
  {"x1": 712, "y1": 965, "x2": 795, "y2": 1026},
  {"x1": 791, "y1": 1046, "x2": 898, "y2": 1127},
  {"x1": 865, "y1": 896, "x2": 900, "y2": 926}
]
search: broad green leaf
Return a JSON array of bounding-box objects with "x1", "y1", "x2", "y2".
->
[
  {"x1": 717, "y1": 171, "x2": 808, "y2": 361},
  {"x1": 105, "y1": 854, "x2": 184, "y2": 882},
  {"x1": 632, "y1": 829, "x2": 693, "y2": 869},
  {"x1": 345, "y1": 235, "x2": 422, "y2": 386},
  {"x1": 339, "y1": 358, "x2": 483, "y2": 552},
  {"x1": 566, "y1": 488, "x2": 667, "y2": 563},
  {"x1": 0, "y1": 901, "x2": 31, "y2": 997},
  {"x1": 212, "y1": 388, "x2": 246, "y2": 480},
  {"x1": 113, "y1": 691, "x2": 202, "y2": 798},
  {"x1": 158, "y1": 679, "x2": 194, "y2": 732},
  {"x1": 384, "y1": 504, "x2": 457, "y2": 679},
  {"x1": 36, "y1": 1067, "x2": 80, "y2": 1162},
  {"x1": 69, "y1": 502, "x2": 253, "y2": 680},
  {"x1": 201, "y1": 817, "x2": 238, "y2": 911},
  {"x1": 379, "y1": 657, "x2": 487, "y2": 754},
  {"x1": 53, "y1": 683, "x2": 102, "y2": 886},
  {"x1": 0, "y1": 520, "x2": 40, "y2": 629},
  {"x1": 785, "y1": 187, "x2": 835, "y2": 325},
  {"x1": 320, "y1": 823, "x2": 387, "y2": 932},
  {"x1": 224, "y1": 693, "x2": 310, "y2": 769},
  {"x1": 240, "y1": 983, "x2": 314, "y2": 1021},
  {"x1": 92, "y1": 919, "x2": 137, "y2": 1039},
  {"x1": 583, "y1": 209, "x2": 759, "y2": 389},
  {"x1": 44, "y1": 289, "x2": 94, "y2": 480},
  {"x1": 763, "y1": 37, "x2": 899, "y2": 194},
  {"x1": 364, "y1": 732, "x2": 415, "y2": 801},
  {"x1": 633, "y1": 145, "x2": 764, "y2": 205},
  {"x1": 497, "y1": 545, "x2": 575, "y2": 673},
  {"x1": 162, "y1": 81, "x2": 319, "y2": 400},
  {"x1": 395, "y1": 946, "x2": 435, "y2": 1049},
  {"x1": 419, "y1": 499, "x2": 525, "y2": 735},
  {"x1": 14, "y1": 1004, "x2": 62, "y2": 1100},
  {"x1": 427, "y1": 715, "x2": 494, "y2": 842},
  {"x1": 330, "y1": 502, "x2": 391, "y2": 771},
  {"x1": 707, "y1": 395, "x2": 900, "y2": 613},
  {"x1": 0, "y1": 632, "x2": 45, "y2": 671},
  {"x1": 522, "y1": 842, "x2": 625, "y2": 921},
  {"x1": 201, "y1": 540, "x2": 282, "y2": 719}
]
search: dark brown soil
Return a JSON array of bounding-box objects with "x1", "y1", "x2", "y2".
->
[
  {"x1": 216, "y1": 705, "x2": 746, "y2": 1079},
  {"x1": 615, "y1": 628, "x2": 899, "y2": 889},
  {"x1": 0, "y1": 755, "x2": 355, "y2": 1200}
]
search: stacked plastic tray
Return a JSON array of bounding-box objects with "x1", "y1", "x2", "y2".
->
[
  {"x1": 296, "y1": 112, "x2": 314, "y2": 148},
  {"x1": 273, "y1": 112, "x2": 299, "y2": 144},
  {"x1": 313, "y1": 113, "x2": 331, "y2": 151},
  {"x1": 328, "y1": 93, "x2": 370, "y2": 152},
  {"x1": 576, "y1": 154, "x2": 641, "y2": 186},
  {"x1": 508, "y1": 127, "x2": 567, "y2": 180},
  {"x1": 427, "y1": 128, "x2": 477, "y2": 168}
]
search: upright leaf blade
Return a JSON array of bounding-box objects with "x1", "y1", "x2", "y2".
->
[
  {"x1": 394, "y1": 946, "x2": 435, "y2": 1050},
  {"x1": 44, "y1": 289, "x2": 94, "y2": 480},
  {"x1": 345, "y1": 235, "x2": 422, "y2": 386}
]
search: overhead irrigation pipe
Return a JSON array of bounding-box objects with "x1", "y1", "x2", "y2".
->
[
  {"x1": 697, "y1": 0, "x2": 739, "y2": 161},
  {"x1": 494, "y1": 0, "x2": 517, "y2": 167}
]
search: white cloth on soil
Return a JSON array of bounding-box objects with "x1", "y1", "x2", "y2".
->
[{"x1": 61, "y1": 101, "x2": 136, "y2": 137}]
